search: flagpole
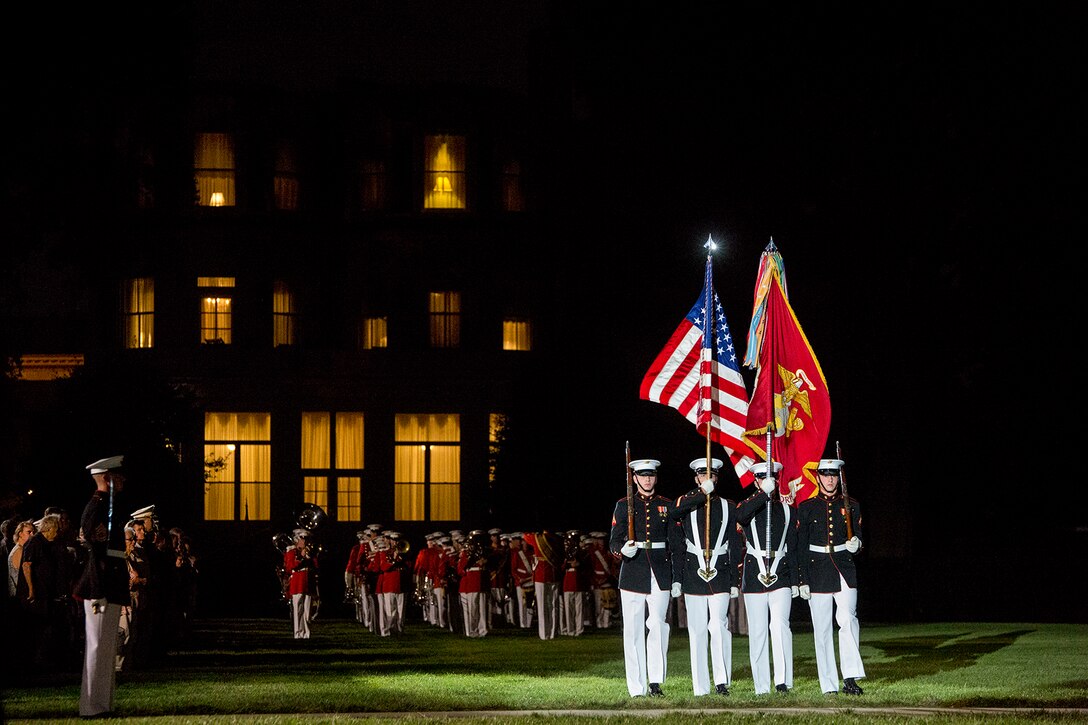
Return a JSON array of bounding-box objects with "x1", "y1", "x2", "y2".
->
[{"x1": 763, "y1": 239, "x2": 776, "y2": 577}]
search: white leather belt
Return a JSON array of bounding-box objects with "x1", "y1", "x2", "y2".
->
[
  {"x1": 746, "y1": 543, "x2": 785, "y2": 558},
  {"x1": 809, "y1": 543, "x2": 849, "y2": 553},
  {"x1": 687, "y1": 541, "x2": 729, "y2": 556},
  {"x1": 638, "y1": 541, "x2": 666, "y2": 549},
  {"x1": 466, "y1": 567, "x2": 482, "y2": 571},
  {"x1": 107, "y1": 549, "x2": 126, "y2": 559}
]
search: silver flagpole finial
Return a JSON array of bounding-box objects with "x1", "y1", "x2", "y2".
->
[{"x1": 704, "y1": 234, "x2": 716, "y2": 253}]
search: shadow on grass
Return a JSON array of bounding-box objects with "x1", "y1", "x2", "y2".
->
[{"x1": 866, "y1": 629, "x2": 1036, "y2": 681}]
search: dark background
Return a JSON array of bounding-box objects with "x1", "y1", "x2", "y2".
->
[{"x1": 3, "y1": 3, "x2": 1082, "y2": 621}]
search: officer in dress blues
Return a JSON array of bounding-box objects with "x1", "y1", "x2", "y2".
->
[
  {"x1": 674, "y1": 456, "x2": 743, "y2": 697},
  {"x1": 797, "y1": 458, "x2": 865, "y2": 695},
  {"x1": 736, "y1": 460, "x2": 799, "y2": 695},
  {"x1": 609, "y1": 458, "x2": 683, "y2": 698}
]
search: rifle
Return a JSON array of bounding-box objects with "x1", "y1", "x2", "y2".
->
[
  {"x1": 835, "y1": 440, "x2": 854, "y2": 540},
  {"x1": 625, "y1": 441, "x2": 634, "y2": 541}
]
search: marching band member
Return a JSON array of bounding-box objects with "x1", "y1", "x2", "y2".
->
[
  {"x1": 285, "y1": 528, "x2": 319, "y2": 639},
  {"x1": 508, "y1": 533, "x2": 535, "y2": 629}
]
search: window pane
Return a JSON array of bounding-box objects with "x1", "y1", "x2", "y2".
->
[
  {"x1": 203, "y1": 444, "x2": 236, "y2": 482},
  {"x1": 301, "y1": 413, "x2": 331, "y2": 468},
  {"x1": 201, "y1": 297, "x2": 232, "y2": 344},
  {"x1": 430, "y1": 483, "x2": 460, "y2": 521},
  {"x1": 430, "y1": 445, "x2": 460, "y2": 483},
  {"x1": 204, "y1": 482, "x2": 234, "y2": 520},
  {"x1": 427, "y1": 414, "x2": 460, "y2": 442},
  {"x1": 240, "y1": 443, "x2": 270, "y2": 481},
  {"x1": 303, "y1": 476, "x2": 328, "y2": 510},
  {"x1": 502, "y1": 159, "x2": 523, "y2": 212},
  {"x1": 428, "y1": 292, "x2": 461, "y2": 348},
  {"x1": 337, "y1": 477, "x2": 361, "y2": 522},
  {"x1": 123, "y1": 278, "x2": 155, "y2": 349},
  {"x1": 395, "y1": 414, "x2": 429, "y2": 443},
  {"x1": 274, "y1": 142, "x2": 299, "y2": 211},
  {"x1": 335, "y1": 413, "x2": 364, "y2": 469},
  {"x1": 502, "y1": 319, "x2": 531, "y2": 351},
  {"x1": 394, "y1": 483, "x2": 425, "y2": 521},
  {"x1": 239, "y1": 483, "x2": 270, "y2": 521},
  {"x1": 195, "y1": 133, "x2": 236, "y2": 207},
  {"x1": 395, "y1": 444, "x2": 426, "y2": 482},
  {"x1": 273, "y1": 280, "x2": 296, "y2": 347},
  {"x1": 423, "y1": 135, "x2": 466, "y2": 210},
  {"x1": 361, "y1": 316, "x2": 388, "y2": 350},
  {"x1": 236, "y1": 414, "x2": 271, "y2": 441}
]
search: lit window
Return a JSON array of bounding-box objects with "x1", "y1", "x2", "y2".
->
[
  {"x1": 489, "y1": 413, "x2": 507, "y2": 484},
  {"x1": 273, "y1": 281, "x2": 297, "y2": 347},
  {"x1": 502, "y1": 159, "x2": 523, "y2": 212},
  {"x1": 502, "y1": 318, "x2": 531, "y2": 351},
  {"x1": 123, "y1": 278, "x2": 155, "y2": 349},
  {"x1": 274, "y1": 141, "x2": 299, "y2": 211},
  {"x1": 8, "y1": 355, "x2": 84, "y2": 381},
  {"x1": 429, "y1": 292, "x2": 461, "y2": 348},
  {"x1": 394, "y1": 414, "x2": 460, "y2": 522},
  {"x1": 194, "y1": 133, "x2": 236, "y2": 207},
  {"x1": 360, "y1": 316, "x2": 388, "y2": 350},
  {"x1": 203, "y1": 412, "x2": 271, "y2": 521},
  {"x1": 424, "y1": 135, "x2": 466, "y2": 210},
  {"x1": 301, "y1": 412, "x2": 364, "y2": 522},
  {"x1": 198, "y1": 277, "x2": 234, "y2": 345}
]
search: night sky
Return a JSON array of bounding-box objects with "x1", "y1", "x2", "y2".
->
[{"x1": 6, "y1": 4, "x2": 1083, "y2": 620}]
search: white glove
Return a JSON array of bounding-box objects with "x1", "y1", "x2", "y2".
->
[
  {"x1": 670, "y1": 582, "x2": 682, "y2": 598},
  {"x1": 730, "y1": 586, "x2": 739, "y2": 599},
  {"x1": 799, "y1": 584, "x2": 811, "y2": 600},
  {"x1": 620, "y1": 540, "x2": 639, "y2": 558},
  {"x1": 699, "y1": 479, "x2": 715, "y2": 495},
  {"x1": 845, "y1": 536, "x2": 861, "y2": 553},
  {"x1": 790, "y1": 585, "x2": 799, "y2": 598},
  {"x1": 760, "y1": 476, "x2": 776, "y2": 494}
]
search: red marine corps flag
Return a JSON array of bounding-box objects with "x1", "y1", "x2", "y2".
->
[
  {"x1": 742, "y1": 240, "x2": 830, "y2": 503},
  {"x1": 640, "y1": 237, "x2": 754, "y2": 485}
]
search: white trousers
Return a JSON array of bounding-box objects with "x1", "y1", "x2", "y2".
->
[
  {"x1": 516, "y1": 585, "x2": 534, "y2": 628},
  {"x1": 619, "y1": 576, "x2": 671, "y2": 697},
  {"x1": 460, "y1": 591, "x2": 489, "y2": 637},
  {"x1": 684, "y1": 592, "x2": 733, "y2": 695},
  {"x1": 291, "y1": 593, "x2": 312, "y2": 639},
  {"x1": 433, "y1": 586, "x2": 448, "y2": 629},
  {"x1": 744, "y1": 587, "x2": 793, "y2": 694},
  {"x1": 808, "y1": 575, "x2": 865, "y2": 692},
  {"x1": 593, "y1": 589, "x2": 614, "y2": 629},
  {"x1": 81, "y1": 600, "x2": 121, "y2": 717},
  {"x1": 535, "y1": 581, "x2": 559, "y2": 640},
  {"x1": 562, "y1": 591, "x2": 585, "y2": 636},
  {"x1": 378, "y1": 592, "x2": 404, "y2": 636}
]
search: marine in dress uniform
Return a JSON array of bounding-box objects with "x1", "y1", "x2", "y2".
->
[
  {"x1": 797, "y1": 458, "x2": 865, "y2": 695},
  {"x1": 368, "y1": 532, "x2": 406, "y2": 636},
  {"x1": 522, "y1": 530, "x2": 562, "y2": 640},
  {"x1": 609, "y1": 458, "x2": 684, "y2": 698},
  {"x1": 674, "y1": 457, "x2": 743, "y2": 697},
  {"x1": 429, "y1": 536, "x2": 454, "y2": 629},
  {"x1": 736, "y1": 461, "x2": 800, "y2": 695},
  {"x1": 559, "y1": 530, "x2": 589, "y2": 636},
  {"x1": 75, "y1": 455, "x2": 131, "y2": 718},
  {"x1": 457, "y1": 530, "x2": 490, "y2": 637},
  {"x1": 508, "y1": 533, "x2": 535, "y2": 629},
  {"x1": 587, "y1": 532, "x2": 618, "y2": 629}
]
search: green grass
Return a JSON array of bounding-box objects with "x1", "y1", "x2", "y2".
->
[{"x1": 5, "y1": 617, "x2": 1087, "y2": 723}]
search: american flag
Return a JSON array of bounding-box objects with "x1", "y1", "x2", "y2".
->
[{"x1": 640, "y1": 256, "x2": 754, "y2": 484}]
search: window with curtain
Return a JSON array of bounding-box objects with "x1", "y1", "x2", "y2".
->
[
  {"x1": 489, "y1": 413, "x2": 506, "y2": 485},
  {"x1": 429, "y1": 291, "x2": 461, "y2": 348},
  {"x1": 273, "y1": 280, "x2": 297, "y2": 347},
  {"x1": 394, "y1": 414, "x2": 460, "y2": 522},
  {"x1": 501, "y1": 159, "x2": 523, "y2": 212},
  {"x1": 423, "y1": 135, "x2": 466, "y2": 210},
  {"x1": 194, "y1": 132, "x2": 236, "y2": 207},
  {"x1": 360, "y1": 316, "x2": 388, "y2": 350},
  {"x1": 123, "y1": 278, "x2": 155, "y2": 349},
  {"x1": 301, "y1": 412, "x2": 364, "y2": 522},
  {"x1": 198, "y1": 276, "x2": 234, "y2": 345},
  {"x1": 360, "y1": 159, "x2": 387, "y2": 212},
  {"x1": 274, "y1": 141, "x2": 299, "y2": 211},
  {"x1": 203, "y1": 412, "x2": 271, "y2": 521},
  {"x1": 502, "y1": 318, "x2": 531, "y2": 351}
]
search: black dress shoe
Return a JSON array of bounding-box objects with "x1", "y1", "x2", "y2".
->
[
  {"x1": 775, "y1": 683, "x2": 789, "y2": 693},
  {"x1": 843, "y1": 678, "x2": 863, "y2": 695},
  {"x1": 648, "y1": 683, "x2": 664, "y2": 697},
  {"x1": 715, "y1": 683, "x2": 729, "y2": 696}
]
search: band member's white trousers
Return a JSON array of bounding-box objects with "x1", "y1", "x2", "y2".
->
[
  {"x1": 808, "y1": 575, "x2": 865, "y2": 692},
  {"x1": 432, "y1": 586, "x2": 447, "y2": 629},
  {"x1": 534, "y1": 581, "x2": 559, "y2": 640},
  {"x1": 460, "y1": 591, "x2": 489, "y2": 637},
  {"x1": 620, "y1": 576, "x2": 671, "y2": 697},
  {"x1": 291, "y1": 593, "x2": 312, "y2": 639},
  {"x1": 593, "y1": 589, "x2": 613, "y2": 629},
  {"x1": 744, "y1": 587, "x2": 793, "y2": 694},
  {"x1": 516, "y1": 585, "x2": 534, "y2": 628},
  {"x1": 562, "y1": 591, "x2": 585, "y2": 636},
  {"x1": 378, "y1": 592, "x2": 404, "y2": 636},
  {"x1": 81, "y1": 600, "x2": 121, "y2": 717},
  {"x1": 684, "y1": 592, "x2": 733, "y2": 695}
]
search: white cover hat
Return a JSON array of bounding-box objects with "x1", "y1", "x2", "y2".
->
[
  {"x1": 750, "y1": 461, "x2": 783, "y2": 476},
  {"x1": 689, "y1": 457, "x2": 724, "y2": 472},
  {"x1": 130, "y1": 504, "x2": 155, "y2": 519},
  {"x1": 86, "y1": 455, "x2": 124, "y2": 474},
  {"x1": 817, "y1": 458, "x2": 845, "y2": 472},
  {"x1": 628, "y1": 459, "x2": 661, "y2": 473}
]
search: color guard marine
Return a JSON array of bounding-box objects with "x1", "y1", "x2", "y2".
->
[
  {"x1": 609, "y1": 458, "x2": 683, "y2": 698},
  {"x1": 796, "y1": 457, "x2": 865, "y2": 695}
]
